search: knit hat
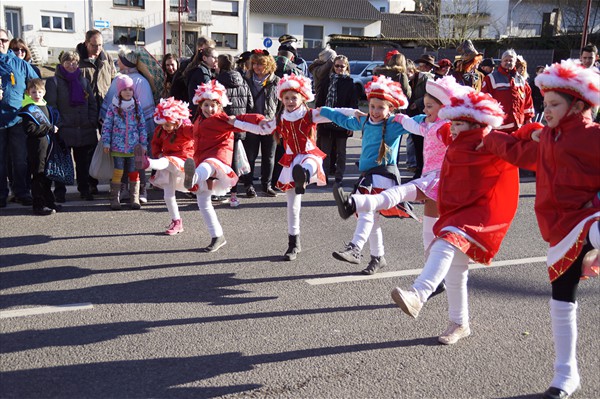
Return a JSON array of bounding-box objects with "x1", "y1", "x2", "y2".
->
[
  {"x1": 192, "y1": 80, "x2": 230, "y2": 106},
  {"x1": 277, "y1": 73, "x2": 314, "y2": 102},
  {"x1": 318, "y1": 48, "x2": 337, "y2": 62},
  {"x1": 534, "y1": 59, "x2": 600, "y2": 107},
  {"x1": 480, "y1": 58, "x2": 495, "y2": 68},
  {"x1": 116, "y1": 74, "x2": 134, "y2": 93},
  {"x1": 426, "y1": 75, "x2": 473, "y2": 105},
  {"x1": 364, "y1": 75, "x2": 408, "y2": 109},
  {"x1": 118, "y1": 48, "x2": 139, "y2": 69},
  {"x1": 153, "y1": 97, "x2": 190, "y2": 125},
  {"x1": 438, "y1": 91, "x2": 504, "y2": 127},
  {"x1": 278, "y1": 43, "x2": 298, "y2": 58}
]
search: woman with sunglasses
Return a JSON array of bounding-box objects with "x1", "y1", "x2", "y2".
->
[
  {"x1": 314, "y1": 55, "x2": 358, "y2": 185},
  {"x1": 8, "y1": 38, "x2": 41, "y2": 78}
]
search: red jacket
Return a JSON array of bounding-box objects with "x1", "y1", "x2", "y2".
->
[
  {"x1": 483, "y1": 114, "x2": 600, "y2": 247},
  {"x1": 192, "y1": 112, "x2": 263, "y2": 166},
  {"x1": 151, "y1": 122, "x2": 195, "y2": 159},
  {"x1": 481, "y1": 66, "x2": 534, "y2": 133},
  {"x1": 435, "y1": 126, "x2": 519, "y2": 264}
]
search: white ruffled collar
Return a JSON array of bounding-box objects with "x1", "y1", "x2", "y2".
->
[{"x1": 282, "y1": 106, "x2": 307, "y2": 122}]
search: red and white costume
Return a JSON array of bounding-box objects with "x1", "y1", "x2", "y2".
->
[{"x1": 481, "y1": 66, "x2": 534, "y2": 133}]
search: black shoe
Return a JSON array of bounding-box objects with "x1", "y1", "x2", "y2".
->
[
  {"x1": 48, "y1": 203, "x2": 63, "y2": 212},
  {"x1": 292, "y1": 164, "x2": 309, "y2": 194},
  {"x1": 33, "y1": 207, "x2": 56, "y2": 216},
  {"x1": 16, "y1": 196, "x2": 33, "y2": 206},
  {"x1": 89, "y1": 185, "x2": 99, "y2": 195},
  {"x1": 542, "y1": 387, "x2": 570, "y2": 399},
  {"x1": 264, "y1": 186, "x2": 277, "y2": 197},
  {"x1": 428, "y1": 281, "x2": 446, "y2": 299},
  {"x1": 361, "y1": 256, "x2": 387, "y2": 275},
  {"x1": 200, "y1": 236, "x2": 227, "y2": 253},
  {"x1": 0, "y1": 198, "x2": 6, "y2": 208},
  {"x1": 284, "y1": 234, "x2": 301, "y2": 261},
  {"x1": 245, "y1": 186, "x2": 256, "y2": 198},
  {"x1": 55, "y1": 193, "x2": 66, "y2": 203},
  {"x1": 333, "y1": 185, "x2": 355, "y2": 219},
  {"x1": 80, "y1": 192, "x2": 94, "y2": 201}
]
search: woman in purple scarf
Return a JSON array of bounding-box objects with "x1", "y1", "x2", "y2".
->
[{"x1": 45, "y1": 51, "x2": 98, "y2": 202}]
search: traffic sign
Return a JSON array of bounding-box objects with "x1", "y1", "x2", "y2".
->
[
  {"x1": 263, "y1": 37, "x2": 272, "y2": 48},
  {"x1": 94, "y1": 20, "x2": 110, "y2": 29}
]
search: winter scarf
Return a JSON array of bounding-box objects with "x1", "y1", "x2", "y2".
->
[
  {"x1": 58, "y1": 65, "x2": 86, "y2": 106},
  {"x1": 325, "y1": 73, "x2": 340, "y2": 107}
]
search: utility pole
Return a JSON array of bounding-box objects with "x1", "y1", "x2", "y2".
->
[{"x1": 581, "y1": 0, "x2": 592, "y2": 50}]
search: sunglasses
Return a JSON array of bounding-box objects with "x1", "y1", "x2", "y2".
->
[
  {"x1": 334, "y1": 64, "x2": 346, "y2": 69},
  {"x1": 12, "y1": 48, "x2": 25, "y2": 54},
  {"x1": 0, "y1": 38, "x2": 9, "y2": 43}
]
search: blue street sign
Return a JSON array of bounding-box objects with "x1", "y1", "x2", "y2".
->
[
  {"x1": 94, "y1": 20, "x2": 110, "y2": 29},
  {"x1": 263, "y1": 37, "x2": 272, "y2": 48}
]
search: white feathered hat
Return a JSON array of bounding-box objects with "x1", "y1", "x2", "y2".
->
[
  {"x1": 192, "y1": 80, "x2": 230, "y2": 106},
  {"x1": 153, "y1": 97, "x2": 190, "y2": 125},
  {"x1": 277, "y1": 73, "x2": 314, "y2": 102},
  {"x1": 534, "y1": 59, "x2": 600, "y2": 107},
  {"x1": 438, "y1": 91, "x2": 505, "y2": 128},
  {"x1": 426, "y1": 75, "x2": 474, "y2": 105},
  {"x1": 364, "y1": 75, "x2": 408, "y2": 109}
]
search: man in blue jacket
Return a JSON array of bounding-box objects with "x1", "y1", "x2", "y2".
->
[{"x1": 0, "y1": 28, "x2": 39, "y2": 207}]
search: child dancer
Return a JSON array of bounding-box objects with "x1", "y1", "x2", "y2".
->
[
  {"x1": 482, "y1": 60, "x2": 600, "y2": 399},
  {"x1": 231, "y1": 74, "x2": 350, "y2": 261},
  {"x1": 18, "y1": 78, "x2": 61, "y2": 215},
  {"x1": 102, "y1": 75, "x2": 147, "y2": 210},
  {"x1": 183, "y1": 80, "x2": 265, "y2": 252},
  {"x1": 350, "y1": 86, "x2": 522, "y2": 344},
  {"x1": 319, "y1": 75, "x2": 414, "y2": 275},
  {"x1": 134, "y1": 97, "x2": 194, "y2": 235}
]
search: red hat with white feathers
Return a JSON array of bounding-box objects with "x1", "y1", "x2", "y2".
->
[
  {"x1": 534, "y1": 59, "x2": 600, "y2": 107},
  {"x1": 192, "y1": 80, "x2": 230, "y2": 106},
  {"x1": 153, "y1": 97, "x2": 190, "y2": 125},
  {"x1": 277, "y1": 74, "x2": 314, "y2": 102},
  {"x1": 365, "y1": 75, "x2": 408, "y2": 109},
  {"x1": 438, "y1": 91, "x2": 505, "y2": 128}
]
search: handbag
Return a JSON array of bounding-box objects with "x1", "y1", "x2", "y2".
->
[
  {"x1": 89, "y1": 140, "x2": 114, "y2": 180},
  {"x1": 233, "y1": 142, "x2": 250, "y2": 176},
  {"x1": 45, "y1": 132, "x2": 74, "y2": 185}
]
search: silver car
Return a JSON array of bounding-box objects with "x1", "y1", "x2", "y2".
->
[{"x1": 349, "y1": 60, "x2": 384, "y2": 99}]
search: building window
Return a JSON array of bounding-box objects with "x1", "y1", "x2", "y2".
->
[
  {"x1": 212, "y1": 0, "x2": 238, "y2": 16},
  {"x1": 342, "y1": 27, "x2": 364, "y2": 36},
  {"x1": 303, "y1": 25, "x2": 323, "y2": 48},
  {"x1": 41, "y1": 12, "x2": 74, "y2": 32},
  {"x1": 113, "y1": 26, "x2": 145, "y2": 45},
  {"x1": 263, "y1": 22, "x2": 286, "y2": 38},
  {"x1": 380, "y1": 6, "x2": 386, "y2": 12},
  {"x1": 113, "y1": 0, "x2": 144, "y2": 9},
  {"x1": 212, "y1": 32, "x2": 238, "y2": 49}
]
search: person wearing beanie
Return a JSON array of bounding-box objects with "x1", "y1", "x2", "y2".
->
[
  {"x1": 321, "y1": 75, "x2": 417, "y2": 275},
  {"x1": 101, "y1": 74, "x2": 147, "y2": 210},
  {"x1": 134, "y1": 97, "x2": 194, "y2": 235},
  {"x1": 309, "y1": 48, "x2": 338, "y2": 100},
  {"x1": 101, "y1": 48, "x2": 156, "y2": 204},
  {"x1": 478, "y1": 58, "x2": 495, "y2": 76},
  {"x1": 483, "y1": 59, "x2": 600, "y2": 399}
]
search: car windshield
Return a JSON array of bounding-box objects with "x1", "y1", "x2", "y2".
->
[{"x1": 350, "y1": 63, "x2": 369, "y2": 74}]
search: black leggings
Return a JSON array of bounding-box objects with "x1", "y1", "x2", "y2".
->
[{"x1": 551, "y1": 242, "x2": 593, "y2": 303}]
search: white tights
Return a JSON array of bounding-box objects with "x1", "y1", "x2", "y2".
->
[
  {"x1": 194, "y1": 162, "x2": 222, "y2": 238},
  {"x1": 414, "y1": 239, "x2": 470, "y2": 326},
  {"x1": 148, "y1": 158, "x2": 180, "y2": 220},
  {"x1": 285, "y1": 161, "x2": 317, "y2": 236}
]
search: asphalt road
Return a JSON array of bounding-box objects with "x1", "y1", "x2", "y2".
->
[{"x1": 1, "y1": 136, "x2": 599, "y2": 399}]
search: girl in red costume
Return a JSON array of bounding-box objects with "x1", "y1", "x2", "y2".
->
[
  {"x1": 389, "y1": 87, "x2": 522, "y2": 345},
  {"x1": 182, "y1": 80, "x2": 266, "y2": 252},
  {"x1": 134, "y1": 98, "x2": 193, "y2": 235},
  {"x1": 232, "y1": 74, "x2": 354, "y2": 261},
  {"x1": 483, "y1": 59, "x2": 600, "y2": 399}
]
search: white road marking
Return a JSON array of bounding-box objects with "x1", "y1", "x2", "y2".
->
[
  {"x1": 0, "y1": 303, "x2": 94, "y2": 319},
  {"x1": 306, "y1": 256, "x2": 547, "y2": 285}
]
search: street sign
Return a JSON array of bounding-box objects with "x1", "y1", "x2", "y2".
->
[
  {"x1": 263, "y1": 37, "x2": 272, "y2": 48},
  {"x1": 94, "y1": 20, "x2": 110, "y2": 29}
]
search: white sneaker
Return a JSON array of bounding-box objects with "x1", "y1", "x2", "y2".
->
[
  {"x1": 230, "y1": 197, "x2": 240, "y2": 208},
  {"x1": 438, "y1": 322, "x2": 471, "y2": 345},
  {"x1": 391, "y1": 287, "x2": 423, "y2": 318}
]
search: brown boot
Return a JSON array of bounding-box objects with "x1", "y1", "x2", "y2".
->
[
  {"x1": 110, "y1": 182, "x2": 121, "y2": 210},
  {"x1": 129, "y1": 181, "x2": 141, "y2": 209}
]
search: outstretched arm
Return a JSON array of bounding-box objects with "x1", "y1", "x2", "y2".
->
[{"x1": 319, "y1": 107, "x2": 363, "y2": 131}]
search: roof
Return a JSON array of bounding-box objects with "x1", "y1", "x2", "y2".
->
[
  {"x1": 380, "y1": 12, "x2": 437, "y2": 38},
  {"x1": 249, "y1": 0, "x2": 381, "y2": 21}
]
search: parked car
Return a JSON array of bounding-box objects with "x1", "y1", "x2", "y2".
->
[{"x1": 349, "y1": 61, "x2": 384, "y2": 99}]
